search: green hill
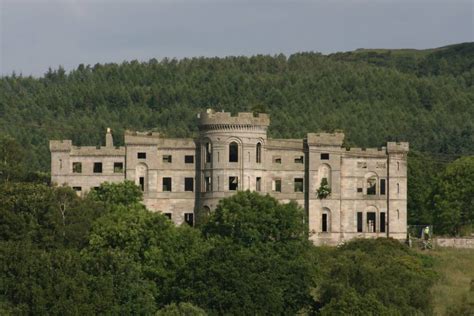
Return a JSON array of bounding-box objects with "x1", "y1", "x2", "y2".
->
[{"x1": 0, "y1": 42, "x2": 473, "y2": 172}]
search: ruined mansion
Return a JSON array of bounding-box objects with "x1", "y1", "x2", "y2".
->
[{"x1": 50, "y1": 110, "x2": 408, "y2": 245}]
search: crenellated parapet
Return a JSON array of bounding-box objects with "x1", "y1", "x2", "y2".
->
[
  {"x1": 387, "y1": 142, "x2": 409, "y2": 154},
  {"x1": 306, "y1": 132, "x2": 345, "y2": 147},
  {"x1": 198, "y1": 110, "x2": 270, "y2": 131},
  {"x1": 49, "y1": 140, "x2": 72, "y2": 152}
]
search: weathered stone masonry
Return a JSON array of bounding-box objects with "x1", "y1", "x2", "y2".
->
[{"x1": 50, "y1": 111, "x2": 408, "y2": 245}]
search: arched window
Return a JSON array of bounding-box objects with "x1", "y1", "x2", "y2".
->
[
  {"x1": 318, "y1": 164, "x2": 332, "y2": 188},
  {"x1": 322, "y1": 208, "x2": 331, "y2": 232},
  {"x1": 229, "y1": 142, "x2": 238, "y2": 162},
  {"x1": 256, "y1": 143, "x2": 262, "y2": 163},
  {"x1": 365, "y1": 172, "x2": 378, "y2": 195}
]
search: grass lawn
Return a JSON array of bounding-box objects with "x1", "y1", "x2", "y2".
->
[{"x1": 426, "y1": 247, "x2": 474, "y2": 315}]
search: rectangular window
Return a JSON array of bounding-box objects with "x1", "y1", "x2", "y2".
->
[
  {"x1": 256, "y1": 177, "x2": 262, "y2": 192},
  {"x1": 229, "y1": 176, "x2": 238, "y2": 191},
  {"x1": 163, "y1": 155, "x2": 172, "y2": 163},
  {"x1": 164, "y1": 213, "x2": 172, "y2": 220},
  {"x1": 185, "y1": 177, "x2": 194, "y2": 192},
  {"x1": 185, "y1": 155, "x2": 194, "y2": 164},
  {"x1": 294, "y1": 178, "x2": 304, "y2": 192},
  {"x1": 380, "y1": 212, "x2": 386, "y2": 233},
  {"x1": 93, "y1": 162, "x2": 102, "y2": 173},
  {"x1": 272, "y1": 179, "x2": 282, "y2": 192},
  {"x1": 72, "y1": 186, "x2": 82, "y2": 192},
  {"x1": 367, "y1": 212, "x2": 376, "y2": 233},
  {"x1": 380, "y1": 179, "x2": 386, "y2": 195},
  {"x1": 139, "y1": 177, "x2": 145, "y2": 191},
  {"x1": 273, "y1": 156, "x2": 282, "y2": 164},
  {"x1": 162, "y1": 177, "x2": 172, "y2": 192},
  {"x1": 357, "y1": 188, "x2": 363, "y2": 193},
  {"x1": 294, "y1": 156, "x2": 304, "y2": 164},
  {"x1": 321, "y1": 153, "x2": 329, "y2": 160},
  {"x1": 72, "y1": 162, "x2": 82, "y2": 173},
  {"x1": 184, "y1": 213, "x2": 194, "y2": 226},
  {"x1": 205, "y1": 176, "x2": 212, "y2": 192},
  {"x1": 114, "y1": 162, "x2": 123, "y2": 173},
  {"x1": 357, "y1": 161, "x2": 367, "y2": 169},
  {"x1": 138, "y1": 152, "x2": 146, "y2": 159},
  {"x1": 322, "y1": 213, "x2": 328, "y2": 232},
  {"x1": 357, "y1": 212, "x2": 363, "y2": 232}
]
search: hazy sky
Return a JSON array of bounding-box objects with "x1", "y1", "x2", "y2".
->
[{"x1": 1, "y1": 0, "x2": 473, "y2": 76}]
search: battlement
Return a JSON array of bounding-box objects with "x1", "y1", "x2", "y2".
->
[
  {"x1": 198, "y1": 110, "x2": 270, "y2": 130},
  {"x1": 306, "y1": 132, "x2": 345, "y2": 147},
  {"x1": 49, "y1": 140, "x2": 72, "y2": 152},
  {"x1": 387, "y1": 142, "x2": 409, "y2": 153}
]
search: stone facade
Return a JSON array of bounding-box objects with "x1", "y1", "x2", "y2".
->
[{"x1": 50, "y1": 111, "x2": 409, "y2": 245}]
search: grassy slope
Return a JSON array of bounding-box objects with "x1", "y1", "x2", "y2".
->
[{"x1": 428, "y1": 248, "x2": 474, "y2": 315}]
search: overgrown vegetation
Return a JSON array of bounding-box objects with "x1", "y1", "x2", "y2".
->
[{"x1": 0, "y1": 183, "x2": 439, "y2": 314}]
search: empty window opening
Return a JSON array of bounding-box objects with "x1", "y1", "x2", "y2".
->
[
  {"x1": 357, "y1": 212, "x2": 363, "y2": 232},
  {"x1": 380, "y1": 212, "x2": 386, "y2": 233},
  {"x1": 184, "y1": 213, "x2": 194, "y2": 226},
  {"x1": 205, "y1": 176, "x2": 212, "y2": 192},
  {"x1": 357, "y1": 188, "x2": 363, "y2": 193},
  {"x1": 367, "y1": 212, "x2": 376, "y2": 233},
  {"x1": 205, "y1": 142, "x2": 212, "y2": 163},
  {"x1": 397, "y1": 162, "x2": 400, "y2": 170},
  {"x1": 72, "y1": 162, "x2": 82, "y2": 173},
  {"x1": 321, "y1": 153, "x2": 330, "y2": 160},
  {"x1": 397, "y1": 183, "x2": 400, "y2": 194},
  {"x1": 229, "y1": 176, "x2": 238, "y2": 191},
  {"x1": 138, "y1": 152, "x2": 146, "y2": 159},
  {"x1": 59, "y1": 159, "x2": 63, "y2": 170},
  {"x1": 139, "y1": 177, "x2": 145, "y2": 191},
  {"x1": 273, "y1": 156, "x2": 282, "y2": 164},
  {"x1": 256, "y1": 143, "x2": 262, "y2": 163},
  {"x1": 294, "y1": 156, "x2": 304, "y2": 164},
  {"x1": 294, "y1": 178, "x2": 304, "y2": 192},
  {"x1": 357, "y1": 161, "x2": 367, "y2": 169},
  {"x1": 366, "y1": 176, "x2": 377, "y2": 195},
  {"x1": 163, "y1": 155, "x2": 172, "y2": 163},
  {"x1": 72, "y1": 186, "x2": 82, "y2": 192},
  {"x1": 322, "y1": 213, "x2": 329, "y2": 232},
  {"x1": 184, "y1": 155, "x2": 194, "y2": 164},
  {"x1": 114, "y1": 162, "x2": 123, "y2": 173},
  {"x1": 93, "y1": 162, "x2": 102, "y2": 173},
  {"x1": 164, "y1": 213, "x2": 172, "y2": 220},
  {"x1": 229, "y1": 142, "x2": 238, "y2": 162},
  {"x1": 185, "y1": 177, "x2": 194, "y2": 192},
  {"x1": 380, "y1": 179, "x2": 386, "y2": 195},
  {"x1": 256, "y1": 177, "x2": 262, "y2": 192},
  {"x1": 162, "y1": 177, "x2": 172, "y2": 192},
  {"x1": 272, "y1": 179, "x2": 282, "y2": 192}
]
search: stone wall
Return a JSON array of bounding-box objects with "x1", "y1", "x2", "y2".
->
[{"x1": 435, "y1": 238, "x2": 474, "y2": 249}]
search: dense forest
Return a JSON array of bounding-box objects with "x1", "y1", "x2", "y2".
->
[
  {"x1": 0, "y1": 43, "x2": 473, "y2": 314},
  {"x1": 0, "y1": 42, "x2": 473, "y2": 233}
]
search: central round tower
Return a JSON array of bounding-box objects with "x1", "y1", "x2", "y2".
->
[{"x1": 196, "y1": 110, "x2": 270, "y2": 212}]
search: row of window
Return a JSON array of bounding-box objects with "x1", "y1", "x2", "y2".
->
[
  {"x1": 202, "y1": 177, "x2": 304, "y2": 193},
  {"x1": 320, "y1": 211, "x2": 387, "y2": 233},
  {"x1": 73, "y1": 162, "x2": 123, "y2": 174},
  {"x1": 137, "y1": 152, "x2": 195, "y2": 164}
]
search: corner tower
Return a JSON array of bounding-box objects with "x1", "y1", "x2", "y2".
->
[{"x1": 197, "y1": 110, "x2": 270, "y2": 211}]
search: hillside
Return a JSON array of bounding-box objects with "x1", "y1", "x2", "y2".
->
[{"x1": 0, "y1": 43, "x2": 473, "y2": 172}]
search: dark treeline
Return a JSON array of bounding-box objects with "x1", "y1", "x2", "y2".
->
[{"x1": 0, "y1": 43, "x2": 473, "y2": 174}]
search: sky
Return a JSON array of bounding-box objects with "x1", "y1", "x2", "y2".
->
[{"x1": 0, "y1": 0, "x2": 473, "y2": 77}]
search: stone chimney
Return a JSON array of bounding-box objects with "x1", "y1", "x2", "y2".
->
[{"x1": 105, "y1": 127, "x2": 114, "y2": 147}]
